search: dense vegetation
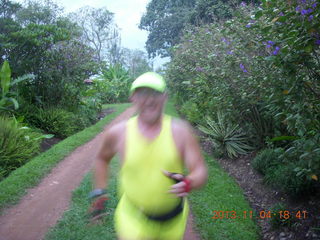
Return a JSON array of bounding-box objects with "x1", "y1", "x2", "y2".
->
[
  {"x1": 0, "y1": 0, "x2": 152, "y2": 180},
  {"x1": 164, "y1": 0, "x2": 320, "y2": 198}
]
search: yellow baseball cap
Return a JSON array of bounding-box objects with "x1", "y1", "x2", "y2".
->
[{"x1": 130, "y1": 72, "x2": 166, "y2": 95}]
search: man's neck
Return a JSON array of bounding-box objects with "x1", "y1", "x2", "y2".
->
[{"x1": 137, "y1": 114, "x2": 163, "y2": 130}]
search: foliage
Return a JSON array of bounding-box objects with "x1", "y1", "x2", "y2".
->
[
  {"x1": 95, "y1": 64, "x2": 132, "y2": 103},
  {"x1": 0, "y1": 116, "x2": 42, "y2": 180},
  {"x1": 68, "y1": 6, "x2": 120, "y2": 64},
  {"x1": 167, "y1": 0, "x2": 320, "y2": 197},
  {"x1": 179, "y1": 100, "x2": 204, "y2": 124},
  {"x1": 1, "y1": 0, "x2": 99, "y2": 110},
  {"x1": 252, "y1": 148, "x2": 283, "y2": 175},
  {"x1": 264, "y1": 160, "x2": 315, "y2": 197},
  {"x1": 24, "y1": 107, "x2": 82, "y2": 139},
  {"x1": 140, "y1": 0, "x2": 259, "y2": 57},
  {"x1": 0, "y1": 60, "x2": 34, "y2": 113},
  {"x1": 121, "y1": 48, "x2": 153, "y2": 79},
  {"x1": 199, "y1": 112, "x2": 253, "y2": 159},
  {"x1": 15, "y1": 0, "x2": 63, "y2": 25}
]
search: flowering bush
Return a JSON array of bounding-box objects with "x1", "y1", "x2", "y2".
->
[{"x1": 167, "y1": 0, "x2": 320, "y2": 195}]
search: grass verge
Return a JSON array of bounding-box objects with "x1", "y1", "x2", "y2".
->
[
  {"x1": 45, "y1": 102, "x2": 259, "y2": 240},
  {"x1": 0, "y1": 103, "x2": 130, "y2": 215}
]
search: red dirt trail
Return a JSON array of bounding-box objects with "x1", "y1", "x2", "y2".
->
[{"x1": 0, "y1": 108, "x2": 200, "y2": 240}]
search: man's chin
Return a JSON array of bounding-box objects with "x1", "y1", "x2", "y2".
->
[{"x1": 140, "y1": 111, "x2": 162, "y2": 124}]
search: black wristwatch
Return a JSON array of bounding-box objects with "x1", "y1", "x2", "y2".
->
[{"x1": 88, "y1": 189, "x2": 108, "y2": 199}]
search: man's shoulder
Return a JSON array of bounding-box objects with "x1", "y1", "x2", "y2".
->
[
  {"x1": 106, "y1": 119, "x2": 128, "y2": 138},
  {"x1": 171, "y1": 117, "x2": 193, "y2": 137}
]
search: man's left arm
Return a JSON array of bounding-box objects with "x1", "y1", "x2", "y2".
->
[{"x1": 166, "y1": 120, "x2": 208, "y2": 197}]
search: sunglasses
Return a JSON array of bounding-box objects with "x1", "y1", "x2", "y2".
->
[{"x1": 135, "y1": 88, "x2": 164, "y2": 97}]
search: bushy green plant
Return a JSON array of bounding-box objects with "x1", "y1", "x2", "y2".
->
[
  {"x1": 199, "y1": 112, "x2": 253, "y2": 159},
  {"x1": 264, "y1": 161, "x2": 314, "y2": 197},
  {"x1": 25, "y1": 107, "x2": 80, "y2": 138},
  {"x1": 0, "y1": 116, "x2": 42, "y2": 180},
  {"x1": 252, "y1": 148, "x2": 284, "y2": 175},
  {"x1": 180, "y1": 100, "x2": 204, "y2": 124},
  {"x1": 96, "y1": 64, "x2": 132, "y2": 103},
  {"x1": 0, "y1": 60, "x2": 34, "y2": 114}
]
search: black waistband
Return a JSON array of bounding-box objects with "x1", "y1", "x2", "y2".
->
[
  {"x1": 145, "y1": 198, "x2": 184, "y2": 221},
  {"x1": 129, "y1": 197, "x2": 184, "y2": 222}
]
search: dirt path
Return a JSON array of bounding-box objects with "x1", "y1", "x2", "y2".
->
[{"x1": 0, "y1": 109, "x2": 200, "y2": 240}]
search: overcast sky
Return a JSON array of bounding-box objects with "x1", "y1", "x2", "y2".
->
[{"x1": 13, "y1": 0, "x2": 169, "y2": 69}]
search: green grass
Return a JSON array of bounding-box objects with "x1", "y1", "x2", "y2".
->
[
  {"x1": 189, "y1": 155, "x2": 259, "y2": 239},
  {"x1": 45, "y1": 101, "x2": 260, "y2": 240},
  {"x1": 0, "y1": 103, "x2": 131, "y2": 215}
]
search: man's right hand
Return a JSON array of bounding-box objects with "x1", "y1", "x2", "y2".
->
[{"x1": 87, "y1": 190, "x2": 109, "y2": 221}]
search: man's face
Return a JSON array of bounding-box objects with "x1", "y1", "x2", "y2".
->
[{"x1": 131, "y1": 87, "x2": 167, "y2": 124}]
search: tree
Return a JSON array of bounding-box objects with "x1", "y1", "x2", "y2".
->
[
  {"x1": 139, "y1": 0, "x2": 196, "y2": 58},
  {"x1": 139, "y1": 0, "x2": 261, "y2": 58},
  {"x1": 0, "y1": 0, "x2": 21, "y2": 18},
  {"x1": 0, "y1": 0, "x2": 99, "y2": 108},
  {"x1": 15, "y1": 0, "x2": 63, "y2": 26},
  {"x1": 68, "y1": 6, "x2": 120, "y2": 64},
  {"x1": 121, "y1": 48, "x2": 153, "y2": 79}
]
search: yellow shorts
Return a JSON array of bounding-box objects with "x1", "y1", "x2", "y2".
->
[{"x1": 114, "y1": 194, "x2": 189, "y2": 240}]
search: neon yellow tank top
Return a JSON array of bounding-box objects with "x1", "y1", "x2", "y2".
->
[{"x1": 120, "y1": 114, "x2": 183, "y2": 215}]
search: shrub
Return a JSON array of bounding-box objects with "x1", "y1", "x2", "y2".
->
[
  {"x1": 264, "y1": 161, "x2": 315, "y2": 197},
  {"x1": 0, "y1": 116, "x2": 41, "y2": 180},
  {"x1": 199, "y1": 111, "x2": 253, "y2": 159},
  {"x1": 95, "y1": 64, "x2": 132, "y2": 103},
  {"x1": 167, "y1": 0, "x2": 320, "y2": 150},
  {"x1": 180, "y1": 100, "x2": 204, "y2": 124},
  {"x1": 25, "y1": 107, "x2": 80, "y2": 138},
  {"x1": 252, "y1": 148, "x2": 284, "y2": 175}
]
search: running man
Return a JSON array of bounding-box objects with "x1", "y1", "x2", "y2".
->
[{"x1": 89, "y1": 72, "x2": 208, "y2": 240}]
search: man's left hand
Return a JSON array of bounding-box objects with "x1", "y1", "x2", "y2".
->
[{"x1": 162, "y1": 170, "x2": 191, "y2": 197}]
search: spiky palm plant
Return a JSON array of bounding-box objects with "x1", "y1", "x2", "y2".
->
[{"x1": 198, "y1": 111, "x2": 253, "y2": 159}]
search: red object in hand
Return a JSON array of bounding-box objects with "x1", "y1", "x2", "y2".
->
[
  {"x1": 183, "y1": 178, "x2": 192, "y2": 193},
  {"x1": 92, "y1": 196, "x2": 108, "y2": 211},
  {"x1": 88, "y1": 195, "x2": 109, "y2": 221}
]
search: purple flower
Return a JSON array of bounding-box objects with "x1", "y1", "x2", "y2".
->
[
  {"x1": 227, "y1": 50, "x2": 234, "y2": 55},
  {"x1": 196, "y1": 66, "x2": 203, "y2": 72},
  {"x1": 188, "y1": 40, "x2": 193, "y2": 42},
  {"x1": 308, "y1": 15, "x2": 314, "y2": 21},
  {"x1": 240, "y1": 63, "x2": 248, "y2": 73},
  {"x1": 221, "y1": 37, "x2": 230, "y2": 45},
  {"x1": 296, "y1": 6, "x2": 301, "y2": 12},
  {"x1": 266, "y1": 44, "x2": 272, "y2": 48},
  {"x1": 301, "y1": 9, "x2": 308, "y2": 15},
  {"x1": 312, "y1": 3, "x2": 317, "y2": 8},
  {"x1": 240, "y1": 2, "x2": 246, "y2": 7},
  {"x1": 307, "y1": 8, "x2": 313, "y2": 14},
  {"x1": 246, "y1": 24, "x2": 251, "y2": 28},
  {"x1": 267, "y1": 40, "x2": 275, "y2": 45},
  {"x1": 316, "y1": 39, "x2": 320, "y2": 45},
  {"x1": 273, "y1": 46, "x2": 281, "y2": 55},
  {"x1": 279, "y1": 12, "x2": 284, "y2": 16}
]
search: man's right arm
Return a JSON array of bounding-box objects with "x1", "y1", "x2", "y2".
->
[
  {"x1": 94, "y1": 126, "x2": 118, "y2": 190},
  {"x1": 94, "y1": 106, "x2": 136, "y2": 190}
]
